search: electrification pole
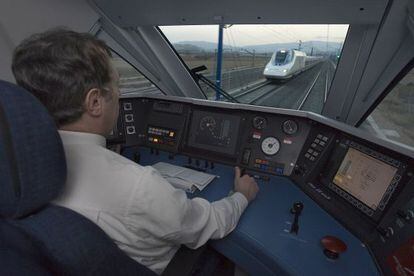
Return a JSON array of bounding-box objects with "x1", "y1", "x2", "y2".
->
[{"x1": 215, "y1": 24, "x2": 224, "y2": 100}]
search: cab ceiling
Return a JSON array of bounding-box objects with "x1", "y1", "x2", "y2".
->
[{"x1": 92, "y1": 0, "x2": 389, "y2": 27}]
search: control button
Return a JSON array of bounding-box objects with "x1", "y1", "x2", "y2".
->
[
  {"x1": 397, "y1": 210, "x2": 414, "y2": 222},
  {"x1": 242, "y1": 149, "x2": 251, "y2": 165},
  {"x1": 312, "y1": 151, "x2": 319, "y2": 157},
  {"x1": 293, "y1": 165, "x2": 306, "y2": 175},
  {"x1": 307, "y1": 149, "x2": 314, "y2": 154},
  {"x1": 320, "y1": 141, "x2": 326, "y2": 146},
  {"x1": 377, "y1": 227, "x2": 394, "y2": 238},
  {"x1": 385, "y1": 227, "x2": 394, "y2": 237},
  {"x1": 309, "y1": 156, "x2": 316, "y2": 161},
  {"x1": 321, "y1": 236, "x2": 347, "y2": 259},
  {"x1": 311, "y1": 143, "x2": 317, "y2": 148},
  {"x1": 314, "y1": 139, "x2": 320, "y2": 143},
  {"x1": 275, "y1": 167, "x2": 284, "y2": 175},
  {"x1": 305, "y1": 153, "x2": 311, "y2": 159},
  {"x1": 317, "y1": 134, "x2": 323, "y2": 139},
  {"x1": 123, "y1": 102, "x2": 132, "y2": 111},
  {"x1": 126, "y1": 126, "x2": 136, "y2": 134},
  {"x1": 125, "y1": 114, "x2": 134, "y2": 122},
  {"x1": 322, "y1": 136, "x2": 329, "y2": 142}
]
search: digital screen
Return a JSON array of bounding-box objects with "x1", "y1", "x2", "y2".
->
[
  {"x1": 333, "y1": 147, "x2": 398, "y2": 210},
  {"x1": 187, "y1": 110, "x2": 240, "y2": 156}
]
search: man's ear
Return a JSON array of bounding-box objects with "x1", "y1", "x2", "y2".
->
[{"x1": 84, "y1": 88, "x2": 104, "y2": 117}]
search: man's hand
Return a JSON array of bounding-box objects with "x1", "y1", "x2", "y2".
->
[{"x1": 234, "y1": 167, "x2": 259, "y2": 203}]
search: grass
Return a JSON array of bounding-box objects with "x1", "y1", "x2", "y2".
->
[
  {"x1": 374, "y1": 74, "x2": 414, "y2": 145},
  {"x1": 179, "y1": 53, "x2": 269, "y2": 75}
]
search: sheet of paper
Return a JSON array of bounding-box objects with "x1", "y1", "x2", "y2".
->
[
  {"x1": 153, "y1": 162, "x2": 186, "y2": 177},
  {"x1": 153, "y1": 162, "x2": 217, "y2": 192},
  {"x1": 165, "y1": 177, "x2": 197, "y2": 193},
  {"x1": 175, "y1": 169, "x2": 215, "y2": 186}
]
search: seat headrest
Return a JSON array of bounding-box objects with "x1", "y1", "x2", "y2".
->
[{"x1": 0, "y1": 80, "x2": 66, "y2": 218}]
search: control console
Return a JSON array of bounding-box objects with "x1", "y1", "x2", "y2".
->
[{"x1": 111, "y1": 95, "x2": 414, "y2": 275}]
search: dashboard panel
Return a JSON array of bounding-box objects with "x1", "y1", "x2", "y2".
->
[
  {"x1": 116, "y1": 97, "x2": 311, "y2": 176},
  {"x1": 111, "y1": 96, "x2": 414, "y2": 275}
]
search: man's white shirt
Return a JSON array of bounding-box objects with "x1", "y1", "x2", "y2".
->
[{"x1": 54, "y1": 131, "x2": 248, "y2": 274}]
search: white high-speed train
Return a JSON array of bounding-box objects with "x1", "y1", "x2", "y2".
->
[{"x1": 263, "y1": 49, "x2": 319, "y2": 79}]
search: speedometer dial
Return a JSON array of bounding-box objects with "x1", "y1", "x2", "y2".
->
[{"x1": 261, "y1": 137, "x2": 280, "y2": 156}]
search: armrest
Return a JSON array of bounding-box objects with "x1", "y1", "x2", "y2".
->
[{"x1": 162, "y1": 245, "x2": 207, "y2": 276}]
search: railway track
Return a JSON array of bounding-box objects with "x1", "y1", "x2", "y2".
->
[{"x1": 230, "y1": 60, "x2": 335, "y2": 113}]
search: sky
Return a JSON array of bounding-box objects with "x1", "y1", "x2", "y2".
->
[{"x1": 160, "y1": 24, "x2": 349, "y2": 46}]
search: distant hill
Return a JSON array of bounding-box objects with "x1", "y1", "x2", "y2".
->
[
  {"x1": 175, "y1": 41, "x2": 218, "y2": 51},
  {"x1": 173, "y1": 43, "x2": 205, "y2": 54},
  {"x1": 173, "y1": 40, "x2": 342, "y2": 55},
  {"x1": 243, "y1": 41, "x2": 342, "y2": 54}
]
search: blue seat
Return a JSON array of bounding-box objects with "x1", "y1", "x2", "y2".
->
[{"x1": 0, "y1": 80, "x2": 156, "y2": 275}]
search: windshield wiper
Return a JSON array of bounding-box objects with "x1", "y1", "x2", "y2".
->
[{"x1": 190, "y1": 66, "x2": 240, "y2": 103}]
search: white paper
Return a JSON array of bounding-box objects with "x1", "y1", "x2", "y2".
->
[{"x1": 153, "y1": 162, "x2": 217, "y2": 192}]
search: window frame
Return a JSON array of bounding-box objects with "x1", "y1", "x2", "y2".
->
[{"x1": 356, "y1": 58, "x2": 414, "y2": 127}]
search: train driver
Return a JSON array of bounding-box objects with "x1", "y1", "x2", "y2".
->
[{"x1": 11, "y1": 29, "x2": 259, "y2": 274}]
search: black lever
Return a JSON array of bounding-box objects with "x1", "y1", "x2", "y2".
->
[{"x1": 290, "y1": 202, "x2": 304, "y2": 235}]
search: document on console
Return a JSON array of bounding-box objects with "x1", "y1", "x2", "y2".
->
[{"x1": 153, "y1": 162, "x2": 217, "y2": 193}]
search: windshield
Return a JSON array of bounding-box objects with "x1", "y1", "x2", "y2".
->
[
  {"x1": 359, "y1": 64, "x2": 414, "y2": 149},
  {"x1": 275, "y1": 50, "x2": 291, "y2": 65},
  {"x1": 160, "y1": 24, "x2": 348, "y2": 114}
]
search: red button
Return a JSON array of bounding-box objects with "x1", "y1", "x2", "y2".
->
[{"x1": 321, "y1": 236, "x2": 347, "y2": 259}]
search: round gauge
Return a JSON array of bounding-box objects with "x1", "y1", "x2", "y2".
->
[
  {"x1": 261, "y1": 137, "x2": 280, "y2": 156},
  {"x1": 282, "y1": 119, "x2": 298, "y2": 135},
  {"x1": 253, "y1": 116, "x2": 267, "y2": 130},
  {"x1": 200, "y1": 116, "x2": 216, "y2": 131}
]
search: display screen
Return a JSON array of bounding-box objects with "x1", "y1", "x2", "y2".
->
[
  {"x1": 333, "y1": 147, "x2": 398, "y2": 211},
  {"x1": 187, "y1": 110, "x2": 240, "y2": 156}
]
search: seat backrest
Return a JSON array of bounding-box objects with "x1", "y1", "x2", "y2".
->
[{"x1": 0, "y1": 80, "x2": 155, "y2": 275}]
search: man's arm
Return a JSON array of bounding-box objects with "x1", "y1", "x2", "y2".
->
[
  {"x1": 159, "y1": 167, "x2": 259, "y2": 248},
  {"x1": 125, "y1": 166, "x2": 258, "y2": 249}
]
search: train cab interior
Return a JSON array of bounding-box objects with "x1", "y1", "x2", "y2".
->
[{"x1": 1, "y1": 0, "x2": 414, "y2": 275}]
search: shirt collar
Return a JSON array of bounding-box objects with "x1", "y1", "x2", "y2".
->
[{"x1": 58, "y1": 130, "x2": 106, "y2": 147}]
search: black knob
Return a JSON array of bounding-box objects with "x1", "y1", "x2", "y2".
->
[
  {"x1": 377, "y1": 227, "x2": 394, "y2": 238},
  {"x1": 293, "y1": 165, "x2": 306, "y2": 176},
  {"x1": 397, "y1": 210, "x2": 414, "y2": 222},
  {"x1": 290, "y1": 202, "x2": 304, "y2": 215},
  {"x1": 133, "y1": 152, "x2": 141, "y2": 163}
]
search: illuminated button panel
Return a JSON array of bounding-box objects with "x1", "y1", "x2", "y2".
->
[
  {"x1": 254, "y1": 158, "x2": 284, "y2": 175},
  {"x1": 304, "y1": 133, "x2": 330, "y2": 162},
  {"x1": 147, "y1": 126, "x2": 177, "y2": 147}
]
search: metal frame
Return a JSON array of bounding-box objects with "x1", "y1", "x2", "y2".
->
[
  {"x1": 322, "y1": 24, "x2": 380, "y2": 121},
  {"x1": 346, "y1": 0, "x2": 414, "y2": 125}
]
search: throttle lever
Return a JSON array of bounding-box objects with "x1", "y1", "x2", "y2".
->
[{"x1": 290, "y1": 202, "x2": 304, "y2": 235}]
